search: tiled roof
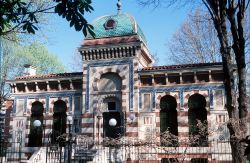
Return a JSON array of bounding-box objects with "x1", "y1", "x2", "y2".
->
[
  {"x1": 14, "y1": 63, "x2": 223, "y2": 80},
  {"x1": 85, "y1": 13, "x2": 147, "y2": 45},
  {"x1": 142, "y1": 62, "x2": 223, "y2": 71},
  {"x1": 15, "y1": 72, "x2": 82, "y2": 80}
]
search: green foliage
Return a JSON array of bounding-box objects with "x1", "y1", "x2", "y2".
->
[
  {"x1": 0, "y1": 0, "x2": 95, "y2": 37},
  {"x1": 0, "y1": 0, "x2": 40, "y2": 35},
  {"x1": 0, "y1": 38, "x2": 66, "y2": 107},
  {"x1": 15, "y1": 42, "x2": 66, "y2": 75},
  {"x1": 0, "y1": 39, "x2": 66, "y2": 100},
  {"x1": 54, "y1": 0, "x2": 95, "y2": 36}
]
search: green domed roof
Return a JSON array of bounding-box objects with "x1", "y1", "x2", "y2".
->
[{"x1": 86, "y1": 13, "x2": 147, "y2": 44}]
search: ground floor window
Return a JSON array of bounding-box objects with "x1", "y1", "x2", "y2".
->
[
  {"x1": 51, "y1": 100, "x2": 67, "y2": 145},
  {"x1": 188, "y1": 94, "x2": 208, "y2": 147},
  {"x1": 160, "y1": 95, "x2": 178, "y2": 146},
  {"x1": 28, "y1": 101, "x2": 44, "y2": 147}
]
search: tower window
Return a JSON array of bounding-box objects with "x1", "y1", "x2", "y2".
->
[
  {"x1": 105, "y1": 19, "x2": 116, "y2": 29},
  {"x1": 108, "y1": 102, "x2": 116, "y2": 111}
]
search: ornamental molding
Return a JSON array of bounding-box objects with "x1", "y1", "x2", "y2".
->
[
  {"x1": 86, "y1": 59, "x2": 134, "y2": 111},
  {"x1": 139, "y1": 84, "x2": 224, "y2": 110}
]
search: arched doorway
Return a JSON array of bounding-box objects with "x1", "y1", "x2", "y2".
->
[
  {"x1": 188, "y1": 94, "x2": 208, "y2": 146},
  {"x1": 51, "y1": 100, "x2": 67, "y2": 144},
  {"x1": 98, "y1": 72, "x2": 123, "y2": 139},
  {"x1": 160, "y1": 95, "x2": 178, "y2": 146},
  {"x1": 102, "y1": 97, "x2": 123, "y2": 138},
  {"x1": 28, "y1": 101, "x2": 44, "y2": 147}
]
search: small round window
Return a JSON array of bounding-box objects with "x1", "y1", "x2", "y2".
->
[{"x1": 105, "y1": 19, "x2": 117, "y2": 30}]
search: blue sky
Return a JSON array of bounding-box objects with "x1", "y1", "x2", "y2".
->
[{"x1": 45, "y1": 0, "x2": 189, "y2": 71}]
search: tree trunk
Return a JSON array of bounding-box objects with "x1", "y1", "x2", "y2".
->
[
  {"x1": 228, "y1": 4, "x2": 248, "y2": 162},
  {"x1": 204, "y1": 0, "x2": 248, "y2": 162}
]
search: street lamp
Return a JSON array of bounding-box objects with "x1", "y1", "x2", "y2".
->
[
  {"x1": 128, "y1": 114, "x2": 135, "y2": 123},
  {"x1": 33, "y1": 120, "x2": 41, "y2": 128},
  {"x1": 109, "y1": 118, "x2": 117, "y2": 127},
  {"x1": 67, "y1": 115, "x2": 73, "y2": 163},
  {"x1": 33, "y1": 120, "x2": 44, "y2": 147},
  {"x1": 108, "y1": 118, "x2": 118, "y2": 162}
]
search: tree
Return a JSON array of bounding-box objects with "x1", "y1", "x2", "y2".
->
[
  {"x1": 0, "y1": 39, "x2": 65, "y2": 107},
  {"x1": 168, "y1": 9, "x2": 250, "y2": 65},
  {"x1": 69, "y1": 50, "x2": 83, "y2": 72},
  {"x1": 0, "y1": 0, "x2": 95, "y2": 38},
  {"x1": 138, "y1": 0, "x2": 249, "y2": 162},
  {"x1": 168, "y1": 9, "x2": 221, "y2": 64},
  {"x1": 16, "y1": 42, "x2": 66, "y2": 74}
]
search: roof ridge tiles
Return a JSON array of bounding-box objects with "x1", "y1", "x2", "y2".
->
[
  {"x1": 15, "y1": 72, "x2": 83, "y2": 80},
  {"x1": 142, "y1": 62, "x2": 223, "y2": 71}
]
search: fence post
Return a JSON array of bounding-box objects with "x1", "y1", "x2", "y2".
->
[{"x1": 17, "y1": 130, "x2": 22, "y2": 163}]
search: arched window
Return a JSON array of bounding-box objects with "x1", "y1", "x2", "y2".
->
[
  {"x1": 28, "y1": 101, "x2": 44, "y2": 147},
  {"x1": 188, "y1": 94, "x2": 208, "y2": 146},
  {"x1": 51, "y1": 100, "x2": 67, "y2": 144},
  {"x1": 160, "y1": 95, "x2": 178, "y2": 146},
  {"x1": 98, "y1": 72, "x2": 122, "y2": 92}
]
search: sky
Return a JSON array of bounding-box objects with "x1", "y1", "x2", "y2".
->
[{"x1": 45, "y1": 0, "x2": 189, "y2": 72}]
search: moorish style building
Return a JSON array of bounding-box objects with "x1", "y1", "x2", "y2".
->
[{"x1": 6, "y1": 3, "x2": 231, "y2": 163}]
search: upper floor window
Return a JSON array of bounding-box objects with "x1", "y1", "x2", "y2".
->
[
  {"x1": 98, "y1": 72, "x2": 122, "y2": 92},
  {"x1": 108, "y1": 102, "x2": 116, "y2": 111}
]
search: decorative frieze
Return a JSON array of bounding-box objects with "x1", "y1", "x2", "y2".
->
[
  {"x1": 81, "y1": 46, "x2": 137, "y2": 61},
  {"x1": 10, "y1": 79, "x2": 82, "y2": 94},
  {"x1": 139, "y1": 69, "x2": 224, "y2": 86}
]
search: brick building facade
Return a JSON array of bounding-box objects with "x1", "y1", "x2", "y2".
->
[{"x1": 6, "y1": 11, "x2": 231, "y2": 162}]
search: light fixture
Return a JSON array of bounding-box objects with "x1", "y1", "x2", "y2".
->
[
  {"x1": 33, "y1": 120, "x2": 41, "y2": 127},
  {"x1": 109, "y1": 118, "x2": 117, "y2": 127},
  {"x1": 67, "y1": 115, "x2": 73, "y2": 125},
  {"x1": 128, "y1": 114, "x2": 135, "y2": 122}
]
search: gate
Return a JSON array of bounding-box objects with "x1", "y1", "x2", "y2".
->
[
  {"x1": 0, "y1": 131, "x2": 22, "y2": 163},
  {"x1": 45, "y1": 133, "x2": 97, "y2": 163}
]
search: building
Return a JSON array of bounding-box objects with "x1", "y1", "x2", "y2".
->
[
  {"x1": 6, "y1": 4, "x2": 231, "y2": 163},
  {"x1": 0, "y1": 100, "x2": 12, "y2": 140}
]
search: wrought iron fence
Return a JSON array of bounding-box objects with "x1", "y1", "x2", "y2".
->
[
  {"x1": 39, "y1": 135, "x2": 234, "y2": 163},
  {"x1": 0, "y1": 131, "x2": 22, "y2": 163},
  {"x1": 0, "y1": 132, "x2": 249, "y2": 163},
  {"x1": 0, "y1": 135, "x2": 242, "y2": 163}
]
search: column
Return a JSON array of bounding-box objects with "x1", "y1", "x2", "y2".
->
[
  {"x1": 46, "y1": 81, "x2": 49, "y2": 91},
  {"x1": 24, "y1": 83, "x2": 28, "y2": 92},
  {"x1": 209, "y1": 70, "x2": 212, "y2": 82},
  {"x1": 13, "y1": 84, "x2": 16, "y2": 93},
  {"x1": 11, "y1": 84, "x2": 14, "y2": 93},
  {"x1": 69, "y1": 80, "x2": 73, "y2": 90},
  {"x1": 151, "y1": 74, "x2": 154, "y2": 86},
  {"x1": 179, "y1": 73, "x2": 183, "y2": 84},
  {"x1": 58, "y1": 80, "x2": 61, "y2": 91},
  {"x1": 165, "y1": 73, "x2": 168, "y2": 85},
  {"x1": 194, "y1": 72, "x2": 198, "y2": 83},
  {"x1": 35, "y1": 82, "x2": 39, "y2": 92}
]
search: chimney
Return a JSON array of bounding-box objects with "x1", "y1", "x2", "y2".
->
[{"x1": 24, "y1": 64, "x2": 36, "y2": 76}]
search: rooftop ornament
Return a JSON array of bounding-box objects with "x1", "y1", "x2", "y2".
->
[
  {"x1": 109, "y1": 118, "x2": 117, "y2": 127},
  {"x1": 117, "y1": 0, "x2": 121, "y2": 15}
]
